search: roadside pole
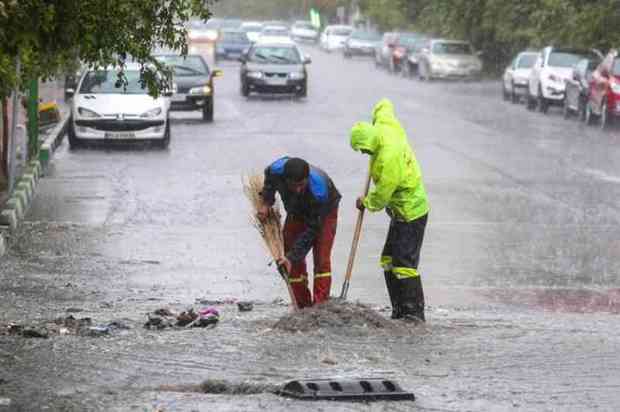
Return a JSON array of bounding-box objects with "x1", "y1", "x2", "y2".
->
[
  {"x1": 8, "y1": 57, "x2": 20, "y2": 194},
  {"x1": 27, "y1": 79, "x2": 39, "y2": 161}
]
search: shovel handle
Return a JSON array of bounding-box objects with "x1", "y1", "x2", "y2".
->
[
  {"x1": 278, "y1": 263, "x2": 299, "y2": 311},
  {"x1": 340, "y1": 168, "x2": 372, "y2": 300}
]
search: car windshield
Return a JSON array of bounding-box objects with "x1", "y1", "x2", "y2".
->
[
  {"x1": 331, "y1": 28, "x2": 352, "y2": 36},
  {"x1": 220, "y1": 31, "x2": 248, "y2": 43},
  {"x1": 249, "y1": 46, "x2": 301, "y2": 64},
  {"x1": 432, "y1": 42, "x2": 472, "y2": 55},
  {"x1": 154, "y1": 55, "x2": 209, "y2": 77},
  {"x1": 294, "y1": 22, "x2": 315, "y2": 30},
  {"x1": 262, "y1": 28, "x2": 289, "y2": 36},
  {"x1": 352, "y1": 31, "x2": 381, "y2": 41},
  {"x1": 547, "y1": 52, "x2": 584, "y2": 68},
  {"x1": 79, "y1": 70, "x2": 147, "y2": 94},
  {"x1": 517, "y1": 54, "x2": 537, "y2": 68}
]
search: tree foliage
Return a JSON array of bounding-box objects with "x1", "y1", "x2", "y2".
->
[
  {"x1": 359, "y1": 0, "x2": 620, "y2": 72},
  {"x1": 0, "y1": 0, "x2": 214, "y2": 97}
]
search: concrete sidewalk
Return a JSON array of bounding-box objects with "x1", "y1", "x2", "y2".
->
[{"x1": 0, "y1": 79, "x2": 69, "y2": 257}]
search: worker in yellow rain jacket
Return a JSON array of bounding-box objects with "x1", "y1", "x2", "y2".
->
[{"x1": 350, "y1": 98, "x2": 429, "y2": 322}]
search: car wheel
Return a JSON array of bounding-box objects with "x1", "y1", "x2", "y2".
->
[
  {"x1": 537, "y1": 87, "x2": 548, "y2": 114},
  {"x1": 600, "y1": 99, "x2": 610, "y2": 129},
  {"x1": 241, "y1": 81, "x2": 250, "y2": 97},
  {"x1": 418, "y1": 62, "x2": 428, "y2": 81},
  {"x1": 562, "y1": 97, "x2": 571, "y2": 119},
  {"x1": 510, "y1": 83, "x2": 519, "y2": 104},
  {"x1": 202, "y1": 97, "x2": 214, "y2": 122},
  {"x1": 584, "y1": 101, "x2": 594, "y2": 125},
  {"x1": 502, "y1": 83, "x2": 509, "y2": 101},
  {"x1": 157, "y1": 119, "x2": 171, "y2": 149},
  {"x1": 67, "y1": 120, "x2": 82, "y2": 149},
  {"x1": 296, "y1": 82, "x2": 308, "y2": 98}
]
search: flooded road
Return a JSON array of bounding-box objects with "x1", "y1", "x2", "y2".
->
[{"x1": 1, "y1": 45, "x2": 620, "y2": 411}]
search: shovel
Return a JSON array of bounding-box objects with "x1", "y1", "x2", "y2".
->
[
  {"x1": 277, "y1": 262, "x2": 299, "y2": 311},
  {"x1": 339, "y1": 167, "x2": 372, "y2": 300}
]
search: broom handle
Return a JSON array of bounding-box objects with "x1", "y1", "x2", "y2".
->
[{"x1": 339, "y1": 167, "x2": 372, "y2": 300}]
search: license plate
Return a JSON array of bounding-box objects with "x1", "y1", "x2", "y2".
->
[
  {"x1": 172, "y1": 93, "x2": 187, "y2": 102},
  {"x1": 267, "y1": 77, "x2": 287, "y2": 86},
  {"x1": 105, "y1": 132, "x2": 135, "y2": 140}
]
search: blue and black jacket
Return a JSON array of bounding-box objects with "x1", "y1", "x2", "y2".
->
[{"x1": 261, "y1": 156, "x2": 341, "y2": 263}]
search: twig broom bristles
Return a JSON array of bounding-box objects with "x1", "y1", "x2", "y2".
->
[{"x1": 243, "y1": 174, "x2": 298, "y2": 310}]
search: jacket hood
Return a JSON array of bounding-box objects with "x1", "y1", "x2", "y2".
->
[
  {"x1": 372, "y1": 98, "x2": 395, "y2": 124},
  {"x1": 350, "y1": 121, "x2": 380, "y2": 154}
]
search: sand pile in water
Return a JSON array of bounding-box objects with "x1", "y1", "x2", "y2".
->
[{"x1": 273, "y1": 300, "x2": 399, "y2": 333}]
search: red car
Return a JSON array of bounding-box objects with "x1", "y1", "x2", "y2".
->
[{"x1": 586, "y1": 49, "x2": 620, "y2": 128}]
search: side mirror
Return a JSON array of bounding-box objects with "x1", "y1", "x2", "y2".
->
[
  {"x1": 304, "y1": 55, "x2": 312, "y2": 64},
  {"x1": 65, "y1": 88, "x2": 75, "y2": 98},
  {"x1": 212, "y1": 69, "x2": 224, "y2": 78}
]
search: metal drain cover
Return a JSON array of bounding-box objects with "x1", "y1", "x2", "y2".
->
[{"x1": 276, "y1": 378, "x2": 415, "y2": 401}]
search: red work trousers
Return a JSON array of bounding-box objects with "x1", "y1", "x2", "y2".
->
[{"x1": 283, "y1": 207, "x2": 338, "y2": 308}]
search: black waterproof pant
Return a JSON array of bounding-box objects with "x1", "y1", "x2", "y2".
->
[
  {"x1": 381, "y1": 213, "x2": 428, "y2": 279},
  {"x1": 381, "y1": 213, "x2": 428, "y2": 320}
]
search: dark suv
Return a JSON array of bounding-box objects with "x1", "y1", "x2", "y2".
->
[
  {"x1": 154, "y1": 54, "x2": 222, "y2": 122},
  {"x1": 239, "y1": 40, "x2": 311, "y2": 98}
]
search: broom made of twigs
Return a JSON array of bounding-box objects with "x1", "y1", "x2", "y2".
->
[{"x1": 243, "y1": 174, "x2": 298, "y2": 310}]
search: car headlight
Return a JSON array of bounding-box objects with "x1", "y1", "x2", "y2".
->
[
  {"x1": 247, "y1": 71, "x2": 263, "y2": 79},
  {"x1": 77, "y1": 107, "x2": 100, "y2": 118},
  {"x1": 289, "y1": 72, "x2": 305, "y2": 80},
  {"x1": 140, "y1": 107, "x2": 162, "y2": 118},
  {"x1": 189, "y1": 85, "x2": 212, "y2": 95},
  {"x1": 548, "y1": 74, "x2": 561, "y2": 83},
  {"x1": 431, "y1": 59, "x2": 446, "y2": 70},
  {"x1": 611, "y1": 82, "x2": 620, "y2": 94}
]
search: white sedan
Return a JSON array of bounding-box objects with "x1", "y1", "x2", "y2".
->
[
  {"x1": 67, "y1": 63, "x2": 171, "y2": 149},
  {"x1": 502, "y1": 51, "x2": 537, "y2": 103}
]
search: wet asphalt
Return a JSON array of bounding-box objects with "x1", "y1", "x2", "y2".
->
[{"x1": 1, "y1": 44, "x2": 620, "y2": 411}]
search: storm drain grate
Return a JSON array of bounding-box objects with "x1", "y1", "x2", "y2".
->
[{"x1": 276, "y1": 378, "x2": 415, "y2": 401}]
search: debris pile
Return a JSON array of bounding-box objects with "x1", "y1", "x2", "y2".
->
[
  {"x1": 273, "y1": 300, "x2": 400, "y2": 333},
  {"x1": 0, "y1": 315, "x2": 131, "y2": 338},
  {"x1": 144, "y1": 307, "x2": 219, "y2": 330}
]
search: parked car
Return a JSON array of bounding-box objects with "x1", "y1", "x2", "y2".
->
[
  {"x1": 291, "y1": 21, "x2": 319, "y2": 43},
  {"x1": 387, "y1": 32, "x2": 424, "y2": 74},
  {"x1": 585, "y1": 49, "x2": 620, "y2": 128},
  {"x1": 563, "y1": 57, "x2": 600, "y2": 120},
  {"x1": 502, "y1": 51, "x2": 538, "y2": 103},
  {"x1": 215, "y1": 29, "x2": 250, "y2": 62},
  {"x1": 374, "y1": 32, "x2": 398, "y2": 68},
  {"x1": 320, "y1": 25, "x2": 353, "y2": 52},
  {"x1": 259, "y1": 25, "x2": 291, "y2": 43},
  {"x1": 239, "y1": 39, "x2": 310, "y2": 98},
  {"x1": 417, "y1": 39, "x2": 483, "y2": 80},
  {"x1": 343, "y1": 30, "x2": 381, "y2": 58},
  {"x1": 66, "y1": 63, "x2": 172, "y2": 149},
  {"x1": 527, "y1": 46, "x2": 598, "y2": 113},
  {"x1": 240, "y1": 21, "x2": 263, "y2": 43},
  {"x1": 399, "y1": 36, "x2": 429, "y2": 78},
  {"x1": 154, "y1": 54, "x2": 222, "y2": 122},
  {"x1": 187, "y1": 19, "x2": 221, "y2": 43}
]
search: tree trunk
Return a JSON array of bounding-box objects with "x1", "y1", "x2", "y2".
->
[{"x1": 1, "y1": 98, "x2": 7, "y2": 179}]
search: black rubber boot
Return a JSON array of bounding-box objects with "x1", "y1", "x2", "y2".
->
[
  {"x1": 399, "y1": 276, "x2": 425, "y2": 323},
  {"x1": 384, "y1": 271, "x2": 402, "y2": 319}
]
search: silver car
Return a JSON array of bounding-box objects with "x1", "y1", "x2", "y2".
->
[{"x1": 418, "y1": 39, "x2": 483, "y2": 80}]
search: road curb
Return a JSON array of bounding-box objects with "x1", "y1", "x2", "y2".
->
[
  {"x1": 39, "y1": 111, "x2": 69, "y2": 173},
  {"x1": 0, "y1": 160, "x2": 42, "y2": 257}
]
